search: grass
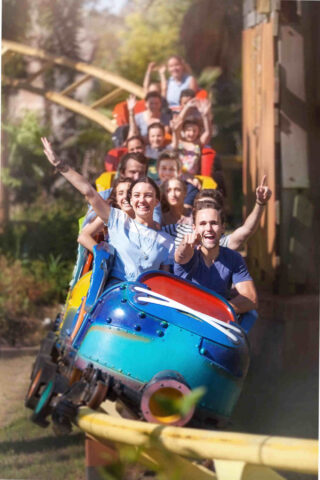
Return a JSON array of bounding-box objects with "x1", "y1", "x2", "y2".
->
[{"x1": 0, "y1": 403, "x2": 85, "y2": 480}]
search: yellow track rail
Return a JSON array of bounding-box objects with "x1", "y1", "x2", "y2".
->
[
  {"x1": 2, "y1": 40, "x2": 144, "y2": 133},
  {"x1": 77, "y1": 407, "x2": 318, "y2": 478}
]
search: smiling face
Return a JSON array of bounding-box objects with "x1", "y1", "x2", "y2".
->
[
  {"x1": 158, "y1": 159, "x2": 180, "y2": 182},
  {"x1": 168, "y1": 57, "x2": 184, "y2": 80},
  {"x1": 147, "y1": 96, "x2": 162, "y2": 114},
  {"x1": 123, "y1": 159, "x2": 146, "y2": 180},
  {"x1": 130, "y1": 182, "x2": 158, "y2": 220},
  {"x1": 194, "y1": 208, "x2": 224, "y2": 250},
  {"x1": 183, "y1": 123, "x2": 200, "y2": 142},
  {"x1": 165, "y1": 178, "x2": 185, "y2": 207},
  {"x1": 127, "y1": 138, "x2": 144, "y2": 154},
  {"x1": 115, "y1": 181, "x2": 134, "y2": 215},
  {"x1": 148, "y1": 127, "x2": 165, "y2": 149}
]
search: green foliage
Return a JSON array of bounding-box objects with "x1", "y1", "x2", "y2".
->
[
  {"x1": 116, "y1": 0, "x2": 194, "y2": 83},
  {"x1": 0, "y1": 252, "x2": 73, "y2": 345},
  {"x1": 2, "y1": 111, "x2": 50, "y2": 205},
  {"x1": 152, "y1": 386, "x2": 206, "y2": 418}
]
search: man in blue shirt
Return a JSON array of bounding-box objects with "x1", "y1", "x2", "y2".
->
[{"x1": 174, "y1": 201, "x2": 258, "y2": 314}]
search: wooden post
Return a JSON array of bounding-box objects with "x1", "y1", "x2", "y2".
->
[{"x1": 85, "y1": 435, "x2": 118, "y2": 480}]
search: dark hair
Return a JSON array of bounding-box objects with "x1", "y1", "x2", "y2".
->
[
  {"x1": 156, "y1": 150, "x2": 182, "y2": 172},
  {"x1": 147, "y1": 122, "x2": 165, "y2": 135},
  {"x1": 145, "y1": 91, "x2": 162, "y2": 102},
  {"x1": 128, "y1": 176, "x2": 161, "y2": 202},
  {"x1": 107, "y1": 177, "x2": 133, "y2": 208},
  {"x1": 182, "y1": 119, "x2": 201, "y2": 131},
  {"x1": 193, "y1": 200, "x2": 225, "y2": 224},
  {"x1": 194, "y1": 189, "x2": 224, "y2": 208},
  {"x1": 179, "y1": 89, "x2": 196, "y2": 102},
  {"x1": 126, "y1": 135, "x2": 145, "y2": 147},
  {"x1": 118, "y1": 152, "x2": 148, "y2": 175},
  {"x1": 160, "y1": 178, "x2": 187, "y2": 213}
]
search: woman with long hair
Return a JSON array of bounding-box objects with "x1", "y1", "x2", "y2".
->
[{"x1": 41, "y1": 138, "x2": 174, "y2": 283}]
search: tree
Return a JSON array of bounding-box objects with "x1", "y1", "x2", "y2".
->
[{"x1": 115, "y1": 0, "x2": 194, "y2": 83}]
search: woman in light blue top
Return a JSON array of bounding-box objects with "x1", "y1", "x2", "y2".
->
[
  {"x1": 41, "y1": 137, "x2": 174, "y2": 282},
  {"x1": 165, "y1": 56, "x2": 198, "y2": 108}
]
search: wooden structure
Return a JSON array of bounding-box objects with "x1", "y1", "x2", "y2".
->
[
  {"x1": 242, "y1": 0, "x2": 320, "y2": 293},
  {"x1": 1, "y1": 40, "x2": 144, "y2": 133}
]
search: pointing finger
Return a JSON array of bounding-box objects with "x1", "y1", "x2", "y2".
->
[{"x1": 260, "y1": 175, "x2": 267, "y2": 187}]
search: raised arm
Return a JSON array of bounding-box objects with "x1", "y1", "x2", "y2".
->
[
  {"x1": 170, "y1": 116, "x2": 182, "y2": 150},
  {"x1": 229, "y1": 280, "x2": 258, "y2": 314},
  {"x1": 143, "y1": 62, "x2": 156, "y2": 94},
  {"x1": 189, "y1": 75, "x2": 198, "y2": 92},
  {"x1": 78, "y1": 216, "x2": 105, "y2": 252},
  {"x1": 158, "y1": 64, "x2": 167, "y2": 98},
  {"x1": 174, "y1": 231, "x2": 201, "y2": 265},
  {"x1": 127, "y1": 94, "x2": 139, "y2": 138},
  {"x1": 198, "y1": 98, "x2": 212, "y2": 146},
  {"x1": 41, "y1": 137, "x2": 111, "y2": 223},
  {"x1": 227, "y1": 175, "x2": 272, "y2": 250}
]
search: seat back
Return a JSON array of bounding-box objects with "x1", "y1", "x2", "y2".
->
[{"x1": 138, "y1": 271, "x2": 235, "y2": 324}]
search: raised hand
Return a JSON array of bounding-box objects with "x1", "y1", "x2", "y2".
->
[
  {"x1": 197, "y1": 98, "x2": 211, "y2": 115},
  {"x1": 147, "y1": 61, "x2": 157, "y2": 71},
  {"x1": 158, "y1": 64, "x2": 167, "y2": 76},
  {"x1": 41, "y1": 137, "x2": 59, "y2": 167},
  {"x1": 256, "y1": 175, "x2": 272, "y2": 205},
  {"x1": 181, "y1": 231, "x2": 202, "y2": 249},
  {"x1": 127, "y1": 94, "x2": 137, "y2": 112}
]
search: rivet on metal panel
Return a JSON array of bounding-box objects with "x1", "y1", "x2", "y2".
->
[
  {"x1": 200, "y1": 348, "x2": 207, "y2": 355},
  {"x1": 160, "y1": 321, "x2": 168, "y2": 328},
  {"x1": 121, "y1": 298, "x2": 127, "y2": 303},
  {"x1": 134, "y1": 324, "x2": 141, "y2": 331},
  {"x1": 138, "y1": 312, "x2": 146, "y2": 318},
  {"x1": 106, "y1": 317, "x2": 112, "y2": 324},
  {"x1": 156, "y1": 330, "x2": 164, "y2": 337}
]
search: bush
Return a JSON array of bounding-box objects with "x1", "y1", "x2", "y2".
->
[{"x1": 0, "y1": 255, "x2": 73, "y2": 346}]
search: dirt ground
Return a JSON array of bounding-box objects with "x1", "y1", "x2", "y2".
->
[{"x1": 0, "y1": 353, "x2": 35, "y2": 428}]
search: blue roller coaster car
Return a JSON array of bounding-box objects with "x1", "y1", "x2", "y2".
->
[{"x1": 25, "y1": 242, "x2": 257, "y2": 430}]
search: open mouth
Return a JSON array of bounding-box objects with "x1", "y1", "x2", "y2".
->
[{"x1": 203, "y1": 234, "x2": 215, "y2": 241}]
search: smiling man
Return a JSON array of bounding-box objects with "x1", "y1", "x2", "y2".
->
[{"x1": 174, "y1": 201, "x2": 258, "y2": 314}]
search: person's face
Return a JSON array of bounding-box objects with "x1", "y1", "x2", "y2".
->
[
  {"x1": 147, "y1": 97, "x2": 161, "y2": 114},
  {"x1": 180, "y1": 95, "x2": 193, "y2": 107},
  {"x1": 158, "y1": 159, "x2": 179, "y2": 182},
  {"x1": 123, "y1": 159, "x2": 146, "y2": 180},
  {"x1": 127, "y1": 139, "x2": 144, "y2": 154},
  {"x1": 194, "y1": 208, "x2": 224, "y2": 250},
  {"x1": 165, "y1": 179, "x2": 185, "y2": 207},
  {"x1": 115, "y1": 181, "x2": 134, "y2": 215},
  {"x1": 130, "y1": 182, "x2": 158, "y2": 219},
  {"x1": 184, "y1": 123, "x2": 200, "y2": 142},
  {"x1": 168, "y1": 57, "x2": 184, "y2": 79},
  {"x1": 148, "y1": 127, "x2": 164, "y2": 149}
]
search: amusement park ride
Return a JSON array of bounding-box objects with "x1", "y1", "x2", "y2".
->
[
  {"x1": 2, "y1": 8, "x2": 319, "y2": 471},
  {"x1": 25, "y1": 233, "x2": 257, "y2": 431}
]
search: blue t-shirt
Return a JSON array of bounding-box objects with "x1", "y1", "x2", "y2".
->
[
  {"x1": 174, "y1": 247, "x2": 252, "y2": 299},
  {"x1": 108, "y1": 207, "x2": 174, "y2": 282}
]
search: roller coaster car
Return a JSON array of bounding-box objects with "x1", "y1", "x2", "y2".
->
[{"x1": 25, "y1": 242, "x2": 257, "y2": 431}]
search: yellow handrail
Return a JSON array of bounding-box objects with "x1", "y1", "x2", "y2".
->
[{"x1": 77, "y1": 407, "x2": 318, "y2": 475}]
